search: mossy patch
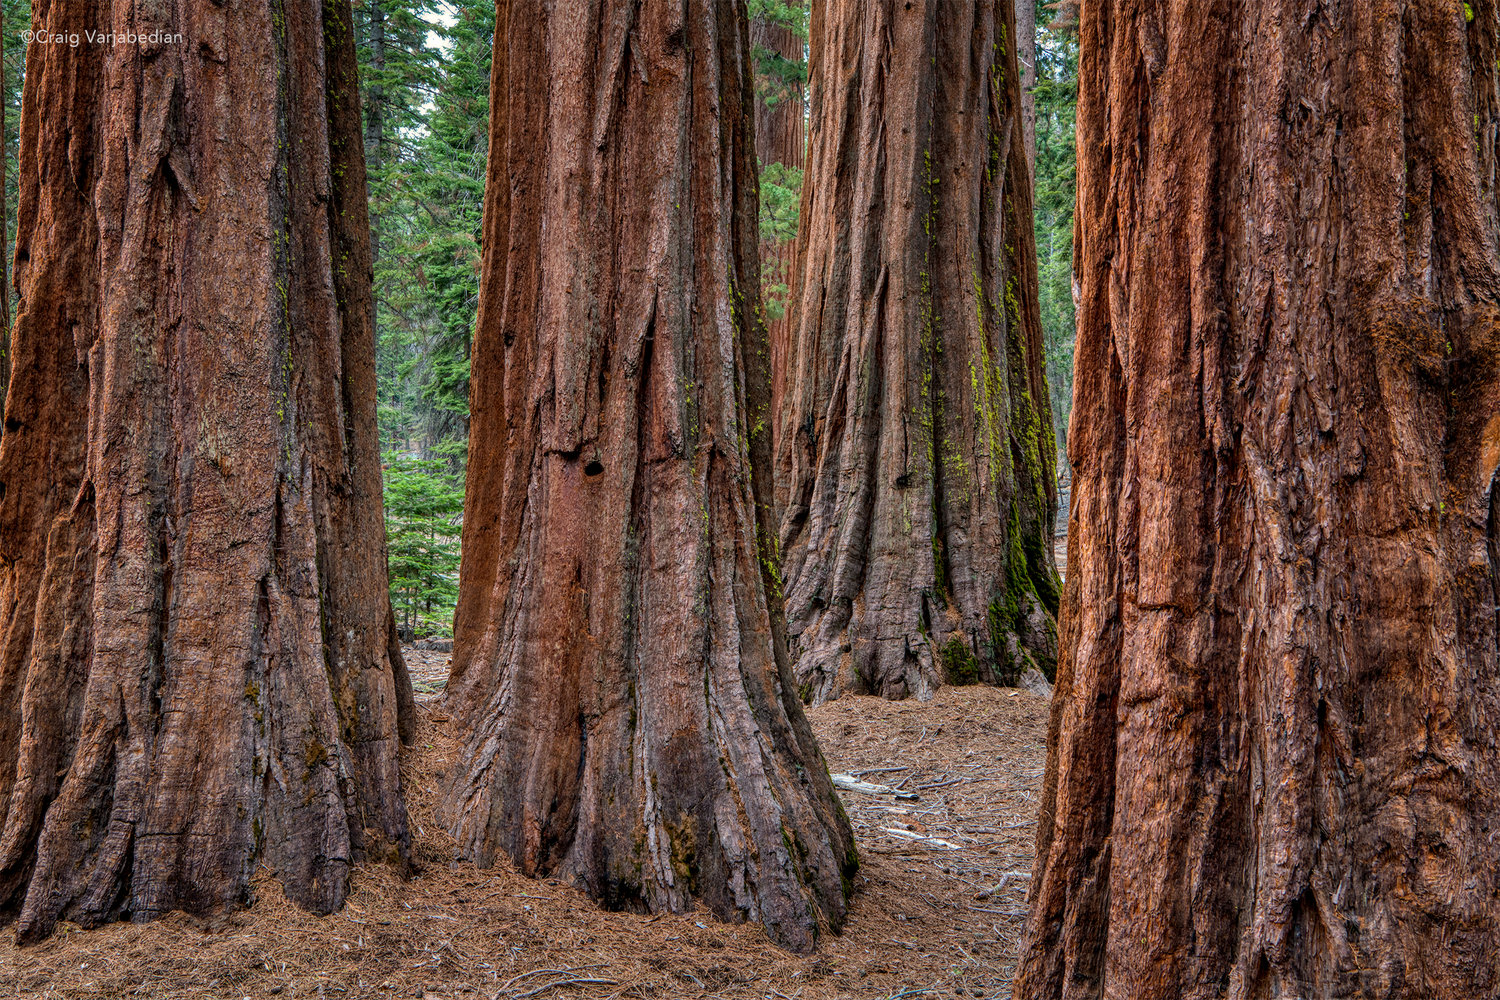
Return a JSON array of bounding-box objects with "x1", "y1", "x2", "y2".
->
[
  {"x1": 1022, "y1": 523, "x2": 1063, "y2": 617},
  {"x1": 666, "y1": 813, "x2": 699, "y2": 895},
  {"x1": 987, "y1": 503, "x2": 1047, "y2": 685},
  {"x1": 941, "y1": 634, "x2": 981, "y2": 686}
]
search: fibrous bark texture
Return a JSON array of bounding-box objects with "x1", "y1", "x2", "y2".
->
[
  {"x1": 1017, "y1": 2, "x2": 1500, "y2": 998},
  {"x1": 776, "y1": 0, "x2": 1059, "y2": 704},
  {"x1": 751, "y1": 14, "x2": 806, "y2": 440},
  {"x1": 442, "y1": 0, "x2": 855, "y2": 954},
  {"x1": 0, "y1": 0, "x2": 413, "y2": 943}
]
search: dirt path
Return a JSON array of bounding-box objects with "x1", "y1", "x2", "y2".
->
[{"x1": 1, "y1": 685, "x2": 1048, "y2": 999}]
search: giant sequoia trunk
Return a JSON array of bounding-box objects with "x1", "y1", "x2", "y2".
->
[
  {"x1": 0, "y1": 0, "x2": 414, "y2": 942},
  {"x1": 751, "y1": 13, "x2": 806, "y2": 442},
  {"x1": 776, "y1": 0, "x2": 1059, "y2": 703},
  {"x1": 1018, "y1": 2, "x2": 1500, "y2": 998},
  {"x1": 442, "y1": 0, "x2": 855, "y2": 953}
]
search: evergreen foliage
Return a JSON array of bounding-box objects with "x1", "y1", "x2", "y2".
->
[
  {"x1": 749, "y1": 0, "x2": 808, "y2": 105},
  {"x1": 3, "y1": 0, "x2": 27, "y2": 338},
  {"x1": 749, "y1": 0, "x2": 808, "y2": 323},
  {"x1": 358, "y1": 0, "x2": 489, "y2": 466},
  {"x1": 383, "y1": 454, "x2": 464, "y2": 638},
  {"x1": 758, "y1": 161, "x2": 802, "y2": 320},
  {"x1": 356, "y1": 0, "x2": 491, "y2": 635}
]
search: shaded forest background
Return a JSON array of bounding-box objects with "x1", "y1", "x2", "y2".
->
[{"x1": 0, "y1": 0, "x2": 1079, "y2": 640}]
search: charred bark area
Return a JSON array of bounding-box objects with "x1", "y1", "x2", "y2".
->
[
  {"x1": 776, "y1": 0, "x2": 1059, "y2": 704},
  {"x1": 0, "y1": 0, "x2": 411, "y2": 943},
  {"x1": 442, "y1": 0, "x2": 855, "y2": 954},
  {"x1": 1017, "y1": 2, "x2": 1500, "y2": 998}
]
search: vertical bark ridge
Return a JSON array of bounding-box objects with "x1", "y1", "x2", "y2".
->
[
  {"x1": 443, "y1": 0, "x2": 854, "y2": 954},
  {"x1": 1017, "y1": 2, "x2": 1500, "y2": 997},
  {"x1": 776, "y1": 0, "x2": 1059, "y2": 704},
  {"x1": 0, "y1": 0, "x2": 410, "y2": 942}
]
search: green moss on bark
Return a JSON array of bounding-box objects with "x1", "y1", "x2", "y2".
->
[{"x1": 942, "y1": 635, "x2": 981, "y2": 685}]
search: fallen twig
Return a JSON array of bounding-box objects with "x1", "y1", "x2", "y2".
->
[
  {"x1": 974, "y1": 870, "x2": 1032, "y2": 899},
  {"x1": 512, "y1": 978, "x2": 619, "y2": 999},
  {"x1": 832, "y1": 773, "x2": 921, "y2": 800},
  {"x1": 968, "y1": 822, "x2": 1033, "y2": 833},
  {"x1": 498, "y1": 966, "x2": 607, "y2": 991},
  {"x1": 880, "y1": 827, "x2": 962, "y2": 849}
]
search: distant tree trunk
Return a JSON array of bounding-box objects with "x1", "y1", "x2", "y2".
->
[
  {"x1": 1017, "y1": 3, "x2": 1500, "y2": 998},
  {"x1": 1048, "y1": 0, "x2": 1079, "y2": 33},
  {"x1": 751, "y1": 13, "x2": 806, "y2": 445},
  {"x1": 364, "y1": 0, "x2": 385, "y2": 259},
  {"x1": 1019, "y1": 0, "x2": 1035, "y2": 175},
  {"x1": 0, "y1": 0, "x2": 414, "y2": 943},
  {"x1": 365, "y1": 0, "x2": 385, "y2": 161},
  {"x1": 776, "y1": 0, "x2": 1059, "y2": 704},
  {"x1": 1, "y1": 28, "x2": 8, "y2": 414},
  {"x1": 751, "y1": 19, "x2": 806, "y2": 169},
  {"x1": 442, "y1": 0, "x2": 855, "y2": 953}
]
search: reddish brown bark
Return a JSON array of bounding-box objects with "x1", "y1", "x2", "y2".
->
[
  {"x1": 775, "y1": 0, "x2": 1059, "y2": 703},
  {"x1": 442, "y1": 0, "x2": 855, "y2": 953},
  {"x1": 1017, "y1": 2, "x2": 1500, "y2": 998},
  {"x1": 752, "y1": 13, "x2": 806, "y2": 440},
  {"x1": 0, "y1": 0, "x2": 412, "y2": 942}
]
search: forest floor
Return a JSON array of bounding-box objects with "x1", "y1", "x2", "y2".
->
[{"x1": 1, "y1": 657, "x2": 1050, "y2": 1000}]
